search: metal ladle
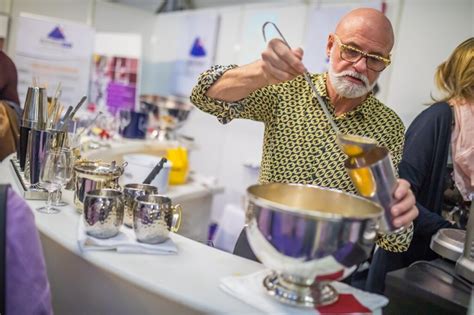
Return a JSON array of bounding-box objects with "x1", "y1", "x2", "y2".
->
[{"x1": 262, "y1": 22, "x2": 377, "y2": 157}]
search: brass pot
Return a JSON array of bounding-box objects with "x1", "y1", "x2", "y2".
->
[{"x1": 74, "y1": 160, "x2": 125, "y2": 212}]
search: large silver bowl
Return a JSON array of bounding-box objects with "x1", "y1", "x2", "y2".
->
[
  {"x1": 245, "y1": 183, "x2": 382, "y2": 307},
  {"x1": 140, "y1": 94, "x2": 193, "y2": 141}
]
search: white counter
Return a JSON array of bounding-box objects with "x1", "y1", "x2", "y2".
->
[{"x1": 0, "y1": 156, "x2": 264, "y2": 314}]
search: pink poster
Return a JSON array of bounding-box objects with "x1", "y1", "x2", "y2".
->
[{"x1": 89, "y1": 54, "x2": 138, "y2": 115}]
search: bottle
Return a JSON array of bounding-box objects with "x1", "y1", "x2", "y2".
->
[{"x1": 167, "y1": 146, "x2": 189, "y2": 185}]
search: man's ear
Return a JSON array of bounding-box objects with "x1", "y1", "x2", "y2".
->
[{"x1": 326, "y1": 34, "x2": 334, "y2": 58}]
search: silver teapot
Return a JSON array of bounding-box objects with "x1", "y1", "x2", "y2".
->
[{"x1": 74, "y1": 160, "x2": 126, "y2": 212}]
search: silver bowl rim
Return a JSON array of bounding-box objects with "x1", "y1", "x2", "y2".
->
[
  {"x1": 135, "y1": 194, "x2": 172, "y2": 205},
  {"x1": 140, "y1": 94, "x2": 194, "y2": 111},
  {"x1": 85, "y1": 188, "x2": 123, "y2": 198},
  {"x1": 247, "y1": 183, "x2": 382, "y2": 221},
  {"x1": 124, "y1": 183, "x2": 159, "y2": 192}
]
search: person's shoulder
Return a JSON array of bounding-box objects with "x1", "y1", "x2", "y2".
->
[
  {"x1": 413, "y1": 101, "x2": 452, "y2": 124},
  {"x1": 420, "y1": 101, "x2": 451, "y2": 116},
  {"x1": 0, "y1": 51, "x2": 16, "y2": 69}
]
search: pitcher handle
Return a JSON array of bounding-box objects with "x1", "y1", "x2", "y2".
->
[{"x1": 171, "y1": 204, "x2": 182, "y2": 232}]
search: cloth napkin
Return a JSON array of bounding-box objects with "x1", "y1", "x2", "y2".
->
[
  {"x1": 220, "y1": 270, "x2": 388, "y2": 315},
  {"x1": 77, "y1": 216, "x2": 178, "y2": 255}
]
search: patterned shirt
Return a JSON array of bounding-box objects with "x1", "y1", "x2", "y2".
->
[{"x1": 191, "y1": 64, "x2": 413, "y2": 252}]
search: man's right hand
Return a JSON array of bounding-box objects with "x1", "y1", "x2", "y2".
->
[
  {"x1": 260, "y1": 38, "x2": 307, "y2": 85},
  {"x1": 206, "y1": 39, "x2": 306, "y2": 102}
]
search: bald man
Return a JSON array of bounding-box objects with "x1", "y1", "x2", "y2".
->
[{"x1": 191, "y1": 9, "x2": 418, "y2": 259}]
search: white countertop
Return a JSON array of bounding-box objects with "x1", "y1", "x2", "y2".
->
[{"x1": 0, "y1": 156, "x2": 264, "y2": 314}]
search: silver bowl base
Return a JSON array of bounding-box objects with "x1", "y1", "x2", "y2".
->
[{"x1": 263, "y1": 273, "x2": 338, "y2": 308}]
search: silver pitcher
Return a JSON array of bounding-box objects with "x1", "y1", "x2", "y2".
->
[
  {"x1": 74, "y1": 161, "x2": 125, "y2": 212},
  {"x1": 83, "y1": 189, "x2": 124, "y2": 239},
  {"x1": 134, "y1": 194, "x2": 181, "y2": 244},
  {"x1": 123, "y1": 183, "x2": 159, "y2": 227},
  {"x1": 344, "y1": 146, "x2": 402, "y2": 233}
]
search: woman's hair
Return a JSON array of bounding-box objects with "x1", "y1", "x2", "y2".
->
[{"x1": 434, "y1": 37, "x2": 474, "y2": 103}]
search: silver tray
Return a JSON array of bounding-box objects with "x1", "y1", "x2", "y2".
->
[{"x1": 10, "y1": 158, "x2": 48, "y2": 200}]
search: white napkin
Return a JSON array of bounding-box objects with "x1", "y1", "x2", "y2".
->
[
  {"x1": 220, "y1": 270, "x2": 388, "y2": 315},
  {"x1": 77, "y1": 216, "x2": 178, "y2": 255}
]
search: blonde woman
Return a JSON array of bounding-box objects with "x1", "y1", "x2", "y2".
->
[{"x1": 368, "y1": 37, "x2": 473, "y2": 293}]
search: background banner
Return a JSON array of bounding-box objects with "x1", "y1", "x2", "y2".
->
[{"x1": 15, "y1": 13, "x2": 94, "y2": 107}]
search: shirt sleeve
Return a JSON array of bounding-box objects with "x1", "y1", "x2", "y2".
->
[
  {"x1": 190, "y1": 64, "x2": 279, "y2": 124},
  {"x1": 375, "y1": 222, "x2": 414, "y2": 252}
]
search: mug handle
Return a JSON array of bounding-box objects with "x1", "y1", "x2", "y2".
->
[{"x1": 171, "y1": 204, "x2": 182, "y2": 232}]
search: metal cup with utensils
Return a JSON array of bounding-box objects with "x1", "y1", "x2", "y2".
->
[
  {"x1": 123, "y1": 183, "x2": 158, "y2": 227},
  {"x1": 83, "y1": 189, "x2": 124, "y2": 239},
  {"x1": 123, "y1": 157, "x2": 166, "y2": 227},
  {"x1": 45, "y1": 128, "x2": 68, "y2": 152},
  {"x1": 344, "y1": 146, "x2": 403, "y2": 234},
  {"x1": 134, "y1": 194, "x2": 181, "y2": 244}
]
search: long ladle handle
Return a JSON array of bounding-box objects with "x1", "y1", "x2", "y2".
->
[
  {"x1": 143, "y1": 157, "x2": 167, "y2": 185},
  {"x1": 262, "y1": 21, "x2": 340, "y2": 135}
]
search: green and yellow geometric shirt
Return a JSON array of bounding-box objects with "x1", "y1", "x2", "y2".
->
[{"x1": 191, "y1": 64, "x2": 413, "y2": 252}]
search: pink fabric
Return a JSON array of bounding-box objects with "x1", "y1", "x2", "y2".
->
[{"x1": 451, "y1": 101, "x2": 474, "y2": 201}]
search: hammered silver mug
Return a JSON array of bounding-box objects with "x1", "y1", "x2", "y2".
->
[
  {"x1": 123, "y1": 183, "x2": 159, "y2": 227},
  {"x1": 134, "y1": 194, "x2": 181, "y2": 244},
  {"x1": 83, "y1": 189, "x2": 124, "y2": 239}
]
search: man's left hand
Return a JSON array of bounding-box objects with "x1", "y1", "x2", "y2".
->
[{"x1": 390, "y1": 179, "x2": 419, "y2": 228}]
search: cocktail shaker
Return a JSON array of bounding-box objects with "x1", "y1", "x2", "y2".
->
[
  {"x1": 27, "y1": 129, "x2": 49, "y2": 185},
  {"x1": 17, "y1": 86, "x2": 48, "y2": 170}
]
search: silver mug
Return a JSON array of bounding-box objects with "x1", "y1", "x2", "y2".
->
[
  {"x1": 134, "y1": 194, "x2": 181, "y2": 244},
  {"x1": 345, "y1": 146, "x2": 403, "y2": 233},
  {"x1": 83, "y1": 189, "x2": 124, "y2": 239},
  {"x1": 74, "y1": 161, "x2": 125, "y2": 212},
  {"x1": 123, "y1": 183, "x2": 159, "y2": 227}
]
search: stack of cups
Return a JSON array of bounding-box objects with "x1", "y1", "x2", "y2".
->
[{"x1": 83, "y1": 187, "x2": 181, "y2": 244}]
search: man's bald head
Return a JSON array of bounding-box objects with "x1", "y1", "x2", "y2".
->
[{"x1": 336, "y1": 8, "x2": 394, "y2": 53}]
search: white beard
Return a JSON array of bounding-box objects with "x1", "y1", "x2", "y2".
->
[{"x1": 328, "y1": 52, "x2": 377, "y2": 99}]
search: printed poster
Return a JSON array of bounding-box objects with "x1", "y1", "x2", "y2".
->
[
  {"x1": 90, "y1": 33, "x2": 141, "y2": 115},
  {"x1": 15, "y1": 13, "x2": 94, "y2": 107}
]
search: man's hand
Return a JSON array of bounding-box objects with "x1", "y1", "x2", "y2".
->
[
  {"x1": 206, "y1": 39, "x2": 306, "y2": 102},
  {"x1": 260, "y1": 38, "x2": 306, "y2": 85},
  {"x1": 390, "y1": 179, "x2": 419, "y2": 228}
]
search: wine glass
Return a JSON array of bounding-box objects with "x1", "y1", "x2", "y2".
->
[
  {"x1": 51, "y1": 147, "x2": 76, "y2": 206},
  {"x1": 36, "y1": 149, "x2": 73, "y2": 214}
]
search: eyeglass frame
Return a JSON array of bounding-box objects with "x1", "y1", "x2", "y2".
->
[{"x1": 332, "y1": 34, "x2": 391, "y2": 72}]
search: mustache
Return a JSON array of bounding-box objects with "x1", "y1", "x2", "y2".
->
[{"x1": 333, "y1": 70, "x2": 370, "y2": 88}]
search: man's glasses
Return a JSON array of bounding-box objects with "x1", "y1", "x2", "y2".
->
[{"x1": 333, "y1": 34, "x2": 391, "y2": 72}]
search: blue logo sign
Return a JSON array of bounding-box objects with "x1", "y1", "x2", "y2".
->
[
  {"x1": 189, "y1": 37, "x2": 206, "y2": 57},
  {"x1": 47, "y1": 26, "x2": 66, "y2": 40},
  {"x1": 41, "y1": 25, "x2": 72, "y2": 48}
]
